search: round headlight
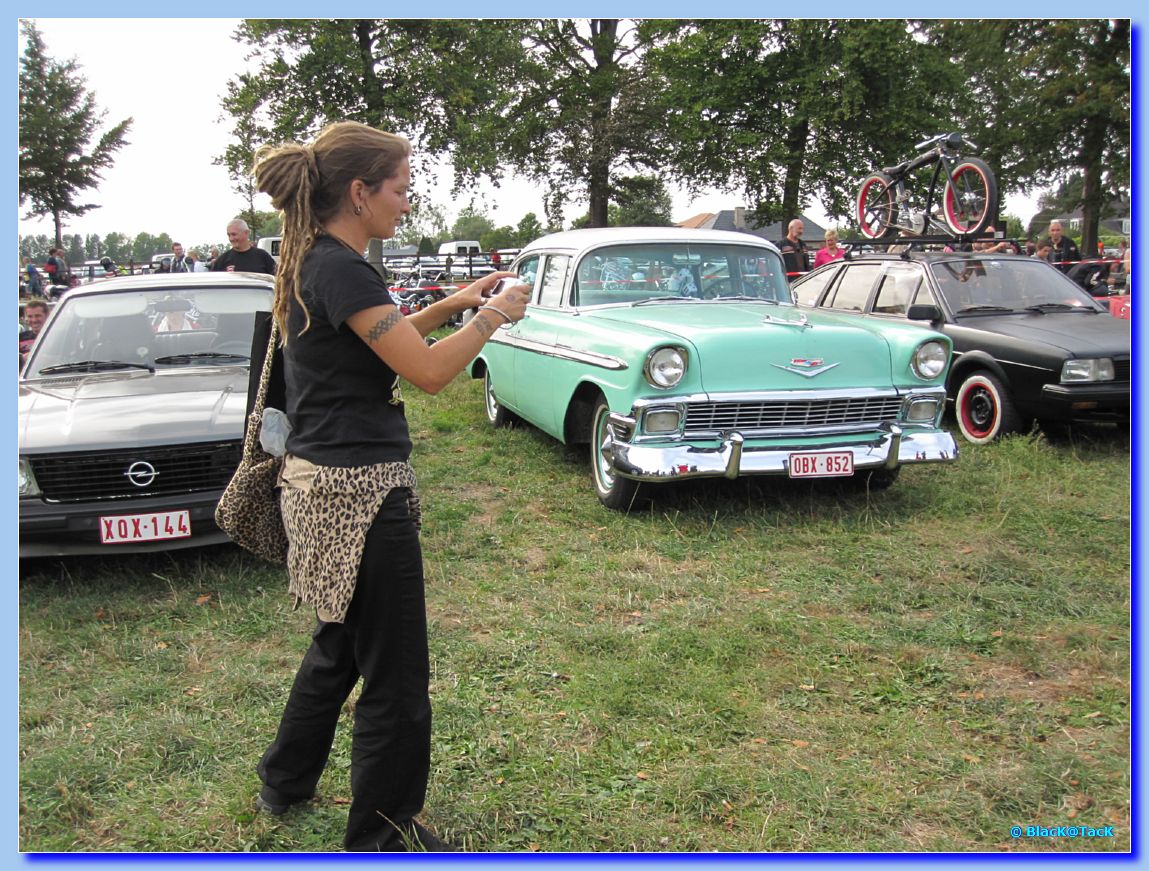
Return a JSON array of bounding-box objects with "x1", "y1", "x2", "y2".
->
[
  {"x1": 911, "y1": 340, "x2": 948, "y2": 380},
  {"x1": 644, "y1": 346, "x2": 687, "y2": 388}
]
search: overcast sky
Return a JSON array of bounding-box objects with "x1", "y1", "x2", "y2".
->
[{"x1": 17, "y1": 16, "x2": 1109, "y2": 250}]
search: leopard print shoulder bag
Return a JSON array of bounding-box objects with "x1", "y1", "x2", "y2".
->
[{"x1": 215, "y1": 318, "x2": 289, "y2": 564}]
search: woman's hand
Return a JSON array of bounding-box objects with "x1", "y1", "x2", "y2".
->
[
  {"x1": 482, "y1": 278, "x2": 530, "y2": 325},
  {"x1": 451, "y1": 271, "x2": 518, "y2": 311}
]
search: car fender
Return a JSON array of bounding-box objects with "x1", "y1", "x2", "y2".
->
[{"x1": 946, "y1": 348, "x2": 1010, "y2": 396}]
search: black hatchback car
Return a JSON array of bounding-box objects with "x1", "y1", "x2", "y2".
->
[{"x1": 791, "y1": 252, "x2": 1131, "y2": 443}]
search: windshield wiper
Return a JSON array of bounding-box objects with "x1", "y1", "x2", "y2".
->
[
  {"x1": 956, "y1": 304, "x2": 1014, "y2": 313},
  {"x1": 38, "y1": 360, "x2": 154, "y2": 375},
  {"x1": 1024, "y1": 303, "x2": 1095, "y2": 313},
  {"x1": 714, "y1": 295, "x2": 781, "y2": 304},
  {"x1": 154, "y1": 352, "x2": 250, "y2": 364},
  {"x1": 632, "y1": 296, "x2": 704, "y2": 306}
]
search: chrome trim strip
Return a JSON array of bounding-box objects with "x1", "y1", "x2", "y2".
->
[
  {"x1": 630, "y1": 387, "x2": 905, "y2": 408},
  {"x1": 488, "y1": 332, "x2": 628, "y2": 370}
]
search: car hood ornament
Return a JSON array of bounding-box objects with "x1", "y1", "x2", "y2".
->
[{"x1": 771, "y1": 358, "x2": 841, "y2": 378}]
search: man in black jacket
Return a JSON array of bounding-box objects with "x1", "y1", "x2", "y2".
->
[
  {"x1": 1044, "y1": 220, "x2": 1081, "y2": 273},
  {"x1": 775, "y1": 219, "x2": 810, "y2": 279}
]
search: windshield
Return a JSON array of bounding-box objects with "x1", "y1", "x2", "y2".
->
[
  {"x1": 572, "y1": 243, "x2": 791, "y2": 307},
  {"x1": 24, "y1": 285, "x2": 272, "y2": 378},
  {"x1": 929, "y1": 258, "x2": 1105, "y2": 314}
]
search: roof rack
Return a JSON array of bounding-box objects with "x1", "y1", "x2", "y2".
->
[{"x1": 841, "y1": 231, "x2": 1022, "y2": 259}]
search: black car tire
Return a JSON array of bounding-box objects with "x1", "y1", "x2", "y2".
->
[
  {"x1": 483, "y1": 370, "x2": 517, "y2": 428},
  {"x1": 591, "y1": 396, "x2": 646, "y2": 511},
  {"x1": 955, "y1": 370, "x2": 1024, "y2": 443}
]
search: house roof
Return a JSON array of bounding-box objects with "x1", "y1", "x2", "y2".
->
[{"x1": 676, "y1": 209, "x2": 827, "y2": 242}]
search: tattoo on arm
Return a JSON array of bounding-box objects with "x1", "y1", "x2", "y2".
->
[
  {"x1": 472, "y1": 311, "x2": 495, "y2": 339},
  {"x1": 365, "y1": 309, "x2": 404, "y2": 344}
]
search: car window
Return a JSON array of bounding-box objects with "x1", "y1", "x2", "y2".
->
[
  {"x1": 793, "y1": 267, "x2": 838, "y2": 306},
  {"x1": 515, "y1": 255, "x2": 542, "y2": 301},
  {"x1": 537, "y1": 255, "x2": 570, "y2": 308},
  {"x1": 571, "y1": 243, "x2": 791, "y2": 307},
  {"x1": 872, "y1": 268, "x2": 923, "y2": 315},
  {"x1": 825, "y1": 264, "x2": 881, "y2": 311},
  {"x1": 928, "y1": 257, "x2": 1104, "y2": 313}
]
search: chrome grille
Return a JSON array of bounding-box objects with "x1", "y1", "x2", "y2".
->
[
  {"x1": 684, "y1": 395, "x2": 905, "y2": 435},
  {"x1": 30, "y1": 441, "x2": 242, "y2": 503}
]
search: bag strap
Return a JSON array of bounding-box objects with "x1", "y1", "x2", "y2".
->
[{"x1": 241, "y1": 316, "x2": 280, "y2": 459}]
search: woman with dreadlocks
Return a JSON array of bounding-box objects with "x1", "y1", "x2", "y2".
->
[{"x1": 251, "y1": 121, "x2": 527, "y2": 851}]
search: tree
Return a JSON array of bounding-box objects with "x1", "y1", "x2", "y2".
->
[
  {"x1": 642, "y1": 19, "x2": 965, "y2": 224},
  {"x1": 515, "y1": 213, "x2": 546, "y2": 246},
  {"x1": 18, "y1": 21, "x2": 132, "y2": 248},
  {"x1": 395, "y1": 201, "x2": 449, "y2": 250},
  {"x1": 612, "y1": 175, "x2": 673, "y2": 226},
  {"x1": 450, "y1": 204, "x2": 496, "y2": 242},
  {"x1": 927, "y1": 19, "x2": 1130, "y2": 255},
  {"x1": 224, "y1": 19, "x2": 667, "y2": 230}
]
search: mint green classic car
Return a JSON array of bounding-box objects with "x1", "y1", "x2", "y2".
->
[{"x1": 469, "y1": 228, "x2": 958, "y2": 509}]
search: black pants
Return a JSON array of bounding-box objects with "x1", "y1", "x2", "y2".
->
[{"x1": 258, "y1": 488, "x2": 431, "y2": 850}]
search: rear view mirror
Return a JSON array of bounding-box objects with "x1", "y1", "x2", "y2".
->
[{"x1": 906, "y1": 304, "x2": 942, "y2": 322}]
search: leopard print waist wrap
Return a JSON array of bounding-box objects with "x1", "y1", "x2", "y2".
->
[{"x1": 279, "y1": 454, "x2": 421, "y2": 623}]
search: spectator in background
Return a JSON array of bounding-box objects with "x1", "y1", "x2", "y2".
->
[
  {"x1": 1106, "y1": 246, "x2": 1131, "y2": 293},
  {"x1": 211, "y1": 219, "x2": 277, "y2": 274},
  {"x1": 188, "y1": 250, "x2": 207, "y2": 272},
  {"x1": 170, "y1": 242, "x2": 192, "y2": 273},
  {"x1": 20, "y1": 298, "x2": 49, "y2": 366},
  {"x1": 972, "y1": 226, "x2": 1017, "y2": 255},
  {"x1": 1044, "y1": 220, "x2": 1080, "y2": 272},
  {"x1": 489, "y1": 248, "x2": 501, "y2": 268},
  {"x1": 1033, "y1": 240, "x2": 1054, "y2": 262},
  {"x1": 207, "y1": 247, "x2": 221, "y2": 271},
  {"x1": 812, "y1": 228, "x2": 845, "y2": 268},
  {"x1": 776, "y1": 219, "x2": 810, "y2": 277},
  {"x1": 22, "y1": 258, "x2": 43, "y2": 298},
  {"x1": 43, "y1": 249, "x2": 62, "y2": 286}
]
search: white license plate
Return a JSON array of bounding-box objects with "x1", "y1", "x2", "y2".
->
[
  {"x1": 788, "y1": 451, "x2": 855, "y2": 479},
  {"x1": 99, "y1": 510, "x2": 191, "y2": 544}
]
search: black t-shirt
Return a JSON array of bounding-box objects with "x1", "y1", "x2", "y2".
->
[
  {"x1": 211, "y1": 246, "x2": 278, "y2": 275},
  {"x1": 776, "y1": 236, "x2": 809, "y2": 275},
  {"x1": 284, "y1": 235, "x2": 412, "y2": 466}
]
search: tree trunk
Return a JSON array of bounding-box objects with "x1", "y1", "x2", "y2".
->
[
  {"x1": 1078, "y1": 115, "x2": 1106, "y2": 258},
  {"x1": 585, "y1": 19, "x2": 619, "y2": 229},
  {"x1": 781, "y1": 117, "x2": 810, "y2": 223}
]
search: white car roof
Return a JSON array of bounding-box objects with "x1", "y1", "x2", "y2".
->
[
  {"x1": 519, "y1": 226, "x2": 783, "y2": 256},
  {"x1": 60, "y1": 272, "x2": 275, "y2": 298}
]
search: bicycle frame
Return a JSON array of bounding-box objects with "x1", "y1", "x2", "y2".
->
[{"x1": 885, "y1": 135, "x2": 974, "y2": 235}]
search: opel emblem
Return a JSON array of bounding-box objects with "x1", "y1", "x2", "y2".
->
[{"x1": 125, "y1": 460, "x2": 158, "y2": 488}]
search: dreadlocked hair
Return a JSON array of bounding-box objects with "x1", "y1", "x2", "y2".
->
[{"x1": 253, "y1": 121, "x2": 411, "y2": 342}]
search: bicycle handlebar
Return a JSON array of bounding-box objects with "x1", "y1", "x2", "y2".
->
[{"x1": 914, "y1": 132, "x2": 977, "y2": 152}]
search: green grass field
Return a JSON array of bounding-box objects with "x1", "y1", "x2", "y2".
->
[{"x1": 19, "y1": 376, "x2": 1130, "y2": 852}]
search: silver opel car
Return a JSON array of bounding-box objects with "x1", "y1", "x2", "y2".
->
[{"x1": 18, "y1": 272, "x2": 274, "y2": 558}]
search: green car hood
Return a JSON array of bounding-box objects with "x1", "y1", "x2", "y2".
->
[{"x1": 589, "y1": 303, "x2": 907, "y2": 392}]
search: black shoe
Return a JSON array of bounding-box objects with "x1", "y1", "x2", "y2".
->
[
  {"x1": 352, "y1": 820, "x2": 458, "y2": 852},
  {"x1": 255, "y1": 786, "x2": 313, "y2": 816},
  {"x1": 404, "y1": 821, "x2": 458, "y2": 852}
]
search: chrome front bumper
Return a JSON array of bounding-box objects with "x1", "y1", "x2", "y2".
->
[{"x1": 604, "y1": 417, "x2": 958, "y2": 483}]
